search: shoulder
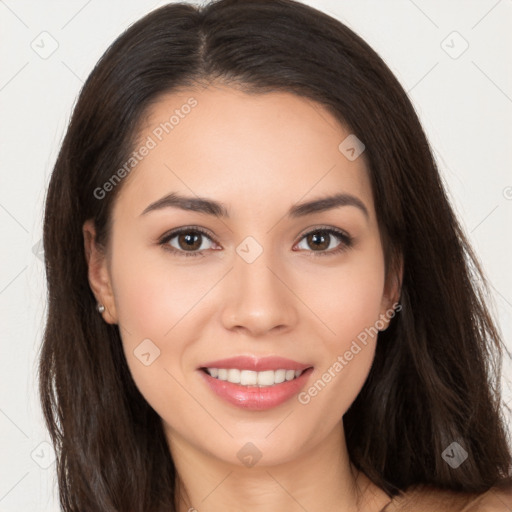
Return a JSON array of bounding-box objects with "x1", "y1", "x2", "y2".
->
[
  {"x1": 382, "y1": 481, "x2": 512, "y2": 512},
  {"x1": 466, "y1": 482, "x2": 512, "y2": 511}
]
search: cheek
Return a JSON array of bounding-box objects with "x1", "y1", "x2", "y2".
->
[
  {"x1": 110, "y1": 234, "x2": 206, "y2": 339},
  {"x1": 305, "y1": 249, "x2": 386, "y2": 346},
  {"x1": 299, "y1": 305, "x2": 380, "y2": 427},
  {"x1": 108, "y1": 237, "x2": 192, "y2": 406},
  {"x1": 296, "y1": 248, "x2": 385, "y2": 415}
]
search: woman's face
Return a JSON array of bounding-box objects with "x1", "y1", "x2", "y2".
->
[{"x1": 85, "y1": 84, "x2": 399, "y2": 468}]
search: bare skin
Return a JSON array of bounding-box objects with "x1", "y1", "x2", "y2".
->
[{"x1": 84, "y1": 84, "x2": 400, "y2": 512}]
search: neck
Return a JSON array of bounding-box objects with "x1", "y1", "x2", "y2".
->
[{"x1": 167, "y1": 423, "x2": 389, "y2": 512}]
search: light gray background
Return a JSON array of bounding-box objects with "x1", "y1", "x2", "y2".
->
[{"x1": 1, "y1": 0, "x2": 511, "y2": 510}]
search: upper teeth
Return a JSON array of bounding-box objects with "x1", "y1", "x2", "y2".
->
[{"x1": 206, "y1": 368, "x2": 304, "y2": 387}]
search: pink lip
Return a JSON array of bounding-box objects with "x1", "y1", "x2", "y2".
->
[
  {"x1": 199, "y1": 355, "x2": 311, "y2": 372},
  {"x1": 197, "y1": 356, "x2": 314, "y2": 411}
]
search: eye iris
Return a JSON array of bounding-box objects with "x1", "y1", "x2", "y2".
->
[
  {"x1": 308, "y1": 231, "x2": 329, "y2": 251},
  {"x1": 179, "y1": 233, "x2": 201, "y2": 251}
]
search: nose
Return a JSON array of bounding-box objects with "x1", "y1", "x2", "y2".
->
[{"x1": 220, "y1": 242, "x2": 299, "y2": 337}]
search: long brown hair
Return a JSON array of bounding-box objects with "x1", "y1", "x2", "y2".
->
[{"x1": 38, "y1": 0, "x2": 512, "y2": 510}]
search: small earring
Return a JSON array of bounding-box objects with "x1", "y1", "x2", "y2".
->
[{"x1": 96, "y1": 303, "x2": 105, "y2": 314}]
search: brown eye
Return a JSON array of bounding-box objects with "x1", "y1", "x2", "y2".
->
[
  {"x1": 305, "y1": 231, "x2": 331, "y2": 251},
  {"x1": 295, "y1": 227, "x2": 353, "y2": 256},
  {"x1": 159, "y1": 227, "x2": 216, "y2": 257},
  {"x1": 176, "y1": 232, "x2": 202, "y2": 251}
]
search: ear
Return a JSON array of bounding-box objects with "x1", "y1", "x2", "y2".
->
[
  {"x1": 83, "y1": 219, "x2": 118, "y2": 324},
  {"x1": 378, "y1": 255, "x2": 403, "y2": 331}
]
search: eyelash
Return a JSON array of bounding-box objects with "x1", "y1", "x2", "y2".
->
[{"x1": 158, "y1": 225, "x2": 353, "y2": 258}]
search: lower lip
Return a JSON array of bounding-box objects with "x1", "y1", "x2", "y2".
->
[{"x1": 199, "y1": 368, "x2": 314, "y2": 411}]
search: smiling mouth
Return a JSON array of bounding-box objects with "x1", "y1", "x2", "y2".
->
[{"x1": 201, "y1": 367, "x2": 309, "y2": 387}]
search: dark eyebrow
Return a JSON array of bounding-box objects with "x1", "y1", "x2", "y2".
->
[
  {"x1": 288, "y1": 193, "x2": 369, "y2": 219},
  {"x1": 140, "y1": 192, "x2": 369, "y2": 219},
  {"x1": 140, "y1": 192, "x2": 230, "y2": 218}
]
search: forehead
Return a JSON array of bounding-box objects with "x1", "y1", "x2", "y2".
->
[{"x1": 114, "y1": 85, "x2": 373, "y2": 220}]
